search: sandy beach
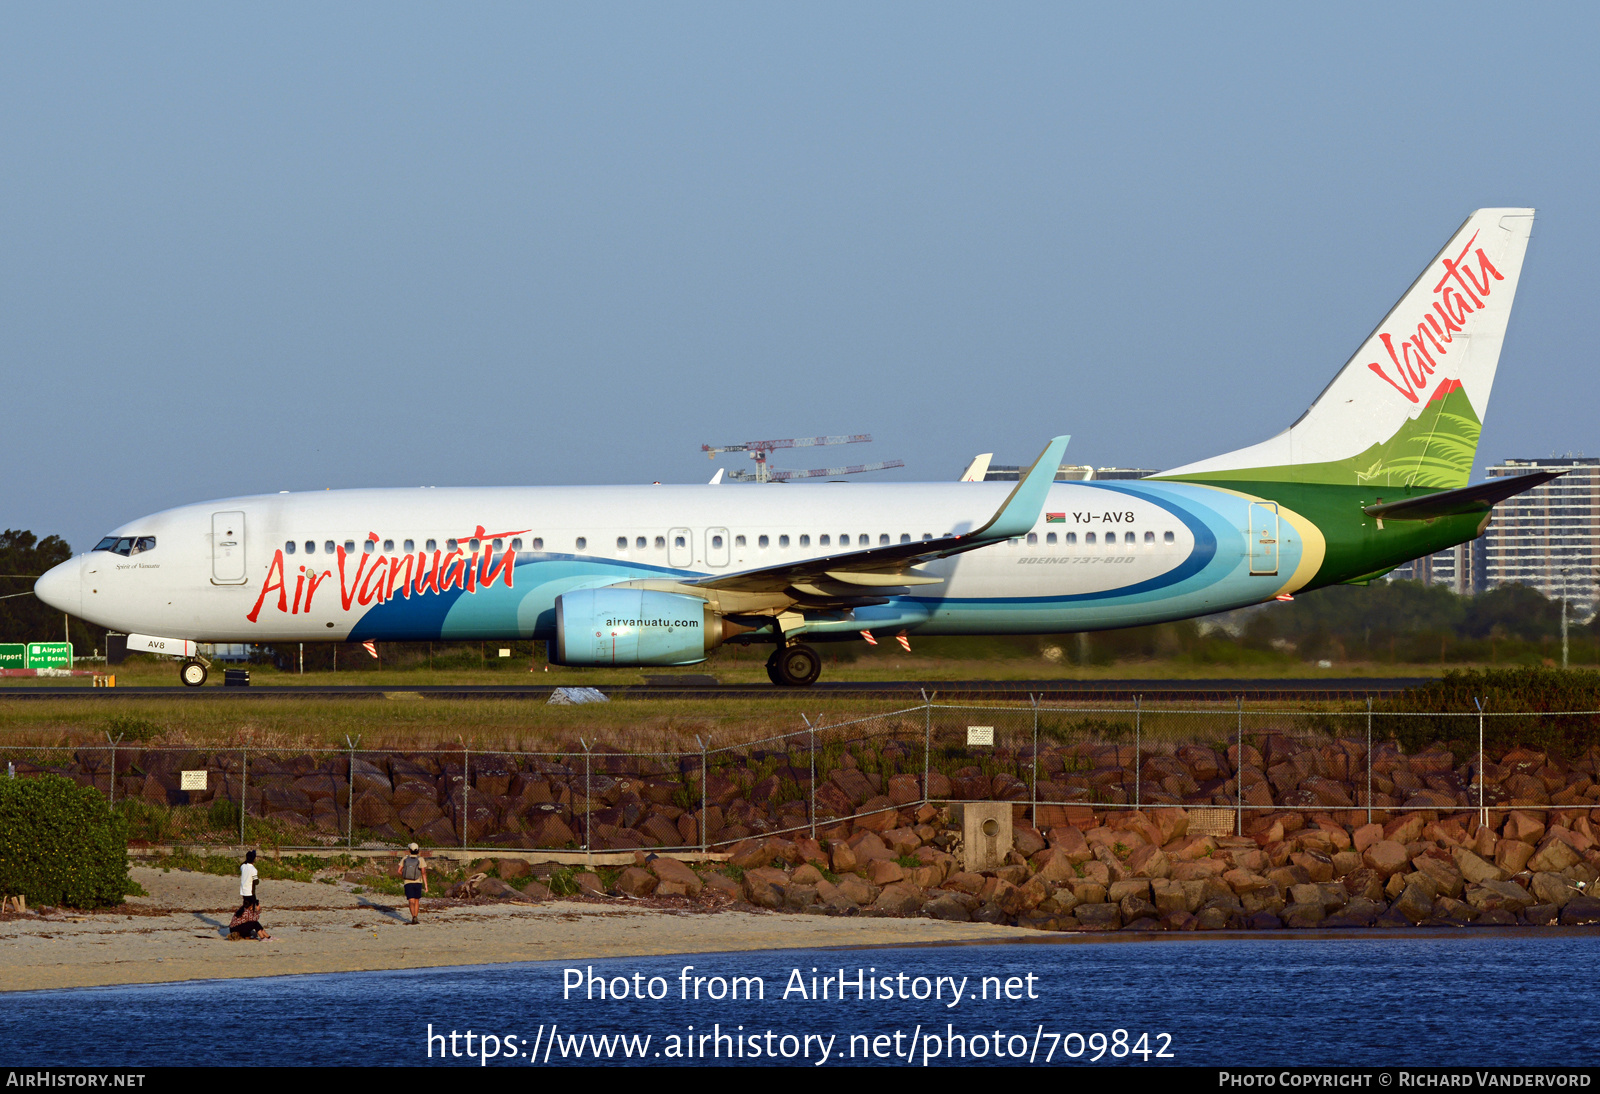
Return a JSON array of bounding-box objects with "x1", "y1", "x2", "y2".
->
[{"x1": 0, "y1": 868, "x2": 1040, "y2": 994}]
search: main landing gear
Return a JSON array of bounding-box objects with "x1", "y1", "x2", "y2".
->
[
  {"x1": 766, "y1": 643, "x2": 822, "y2": 687},
  {"x1": 179, "y1": 658, "x2": 210, "y2": 687}
]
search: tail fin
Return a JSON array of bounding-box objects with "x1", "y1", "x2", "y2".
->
[{"x1": 1159, "y1": 208, "x2": 1534, "y2": 489}]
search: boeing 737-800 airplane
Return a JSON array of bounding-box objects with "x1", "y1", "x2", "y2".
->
[{"x1": 36, "y1": 208, "x2": 1553, "y2": 686}]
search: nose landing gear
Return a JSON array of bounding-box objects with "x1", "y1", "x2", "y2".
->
[{"x1": 179, "y1": 658, "x2": 210, "y2": 687}]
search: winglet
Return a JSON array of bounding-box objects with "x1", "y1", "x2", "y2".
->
[{"x1": 970, "y1": 436, "x2": 1069, "y2": 540}]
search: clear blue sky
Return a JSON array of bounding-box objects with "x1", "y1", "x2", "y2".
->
[{"x1": 4, "y1": 4, "x2": 1596, "y2": 550}]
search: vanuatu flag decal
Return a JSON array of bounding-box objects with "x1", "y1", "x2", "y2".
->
[{"x1": 1045, "y1": 512, "x2": 1066, "y2": 523}]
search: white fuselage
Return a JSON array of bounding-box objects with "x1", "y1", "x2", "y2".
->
[{"x1": 39, "y1": 478, "x2": 1311, "y2": 646}]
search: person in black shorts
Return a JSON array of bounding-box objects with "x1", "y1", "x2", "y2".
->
[{"x1": 397, "y1": 843, "x2": 428, "y2": 924}]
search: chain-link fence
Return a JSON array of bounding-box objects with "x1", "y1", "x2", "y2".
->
[{"x1": 5, "y1": 697, "x2": 1598, "y2": 851}]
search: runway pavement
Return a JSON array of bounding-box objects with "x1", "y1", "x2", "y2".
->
[{"x1": 0, "y1": 677, "x2": 1434, "y2": 702}]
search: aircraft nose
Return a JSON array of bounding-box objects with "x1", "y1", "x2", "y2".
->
[{"x1": 33, "y1": 557, "x2": 82, "y2": 617}]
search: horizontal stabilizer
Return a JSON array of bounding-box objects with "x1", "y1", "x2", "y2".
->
[{"x1": 1362, "y1": 470, "x2": 1563, "y2": 521}]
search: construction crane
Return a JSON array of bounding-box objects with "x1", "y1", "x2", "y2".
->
[{"x1": 701, "y1": 434, "x2": 905, "y2": 483}]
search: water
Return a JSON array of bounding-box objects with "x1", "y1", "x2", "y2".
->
[{"x1": 6, "y1": 936, "x2": 1597, "y2": 1067}]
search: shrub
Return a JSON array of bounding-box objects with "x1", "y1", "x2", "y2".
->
[
  {"x1": 104, "y1": 716, "x2": 163, "y2": 742},
  {"x1": 1379, "y1": 668, "x2": 1600, "y2": 760},
  {"x1": 0, "y1": 774, "x2": 134, "y2": 908}
]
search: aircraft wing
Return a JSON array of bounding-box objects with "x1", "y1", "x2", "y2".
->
[{"x1": 684, "y1": 436, "x2": 1069, "y2": 597}]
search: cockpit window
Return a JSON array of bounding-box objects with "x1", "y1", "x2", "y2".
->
[{"x1": 94, "y1": 536, "x2": 155, "y2": 557}]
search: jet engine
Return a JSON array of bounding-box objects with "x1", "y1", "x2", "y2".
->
[{"x1": 552, "y1": 587, "x2": 736, "y2": 666}]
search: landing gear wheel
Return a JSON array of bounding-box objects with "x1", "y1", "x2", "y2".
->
[
  {"x1": 774, "y1": 644, "x2": 822, "y2": 687},
  {"x1": 180, "y1": 660, "x2": 208, "y2": 687},
  {"x1": 765, "y1": 649, "x2": 784, "y2": 686}
]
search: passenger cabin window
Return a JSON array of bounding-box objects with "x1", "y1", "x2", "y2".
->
[
  {"x1": 405, "y1": 539, "x2": 415, "y2": 552},
  {"x1": 1085, "y1": 532, "x2": 1096, "y2": 544},
  {"x1": 735, "y1": 535, "x2": 746, "y2": 547},
  {"x1": 1065, "y1": 532, "x2": 1077, "y2": 544},
  {"x1": 653, "y1": 536, "x2": 664, "y2": 549},
  {"x1": 1105, "y1": 535, "x2": 1117, "y2": 550},
  {"x1": 493, "y1": 538, "x2": 504, "y2": 551},
  {"x1": 1026, "y1": 533, "x2": 1037, "y2": 545},
  {"x1": 758, "y1": 535, "x2": 769, "y2": 548},
  {"x1": 1143, "y1": 531, "x2": 1154, "y2": 544},
  {"x1": 345, "y1": 540, "x2": 356, "y2": 554},
  {"x1": 305, "y1": 541, "x2": 315, "y2": 554},
  {"x1": 674, "y1": 535, "x2": 685, "y2": 548},
  {"x1": 922, "y1": 533, "x2": 933, "y2": 541},
  {"x1": 634, "y1": 537, "x2": 645, "y2": 549},
  {"x1": 1124, "y1": 532, "x2": 1135, "y2": 544},
  {"x1": 900, "y1": 534, "x2": 911, "y2": 544},
  {"x1": 532, "y1": 538, "x2": 544, "y2": 549},
  {"x1": 1163, "y1": 531, "x2": 1175, "y2": 543},
  {"x1": 576, "y1": 537, "x2": 587, "y2": 550},
  {"x1": 511, "y1": 538, "x2": 522, "y2": 551},
  {"x1": 425, "y1": 539, "x2": 437, "y2": 551},
  {"x1": 326, "y1": 541, "x2": 337, "y2": 554},
  {"x1": 446, "y1": 539, "x2": 458, "y2": 551},
  {"x1": 799, "y1": 535, "x2": 810, "y2": 547},
  {"x1": 712, "y1": 534, "x2": 724, "y2": 549},
  {"x1": 778, "y1": 535, "x2": 789, "y2": 548},
  {"x1": 878, "y1": 534, "x2": 889, "y2": 545},
  {"x1": 820, "y1": 534, "x2": 831, "y2": 547},
  {"x1": 285, "y1": 541, "x2": 296, "y2": 554},
  {"x1": 383, "y1": 539, "x2": 394, "y2": 552},
  {"x1": 469, "y1": 538, "x2": 480, "y2": 551},
  {"x1": 617, "y1": 537, "x2": 628, "y2": 550},
  {"x1": 364, "y1": 540, "x2": 375, "y2": 554},
  {"x1": 1046, "y1": 532, "x2": 1057, "y2": 545}
]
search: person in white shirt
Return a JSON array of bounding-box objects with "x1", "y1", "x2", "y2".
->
[{"x1": 240, "y1": 849, "x2": 259, "y2": 909}]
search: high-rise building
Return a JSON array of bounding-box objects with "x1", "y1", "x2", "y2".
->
[
  {"x1": 1481, "y1": 457, "x2": 1600, "y2": 617},
  {"x1": 1388, "y1": 456, "x2": 1600, "y2": 618}
]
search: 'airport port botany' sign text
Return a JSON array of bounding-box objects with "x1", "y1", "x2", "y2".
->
[{"x1": 0, "y1": 643, "x2": 74, "y2": 669}]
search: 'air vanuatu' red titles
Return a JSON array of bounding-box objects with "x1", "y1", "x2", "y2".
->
[
  {"x1": 1366, "y1": 231, "x2": 1505, "y2": 404},
  {"x1": 246, "y1": 528, "x2": 525, "y2": 622}
]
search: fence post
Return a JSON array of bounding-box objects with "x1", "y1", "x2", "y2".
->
[
  {"x1": 345, "y1": 734, "x2": 360, "y2": 851},
  {"x1": 462, "y1": 740, "x2": 470, "y2": 852},
  {"x1": 921, "y1": 689, "x2": 933, "y2": 809},
  {"x1": 1134, "y1": 694, "x2": 1142, "y2": 812},
  {"x1": 1366, "y1": 696, "x2": 1373, "y2": 826},
  {"x1": 105, "y1": 731, "x2": 122, "y2": 808},
  {"x1": 803, "y1": 715, "x2": 817, "y2": 841},
  {"x1": 1235, "y1": 696, "x2": 1243, "y2": 837},
  {"x1": 240, "y1": 745, "x2": 248, "y2": 849},
  {"x1": 1029, "y1": 694, "x2": 1039, "y2": 832},
  {"x1": 581, "y1": 739, "x2": 592, "y2": 868},
  {"x1": 1475, "y1": 696, "x2": 1486, "y2": 829},
  {"x1": 697, "y1": 735, "x2": 708, "y2": 854}
]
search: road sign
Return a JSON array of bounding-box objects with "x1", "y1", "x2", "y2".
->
[
  {"x1": 26, "y1": 642, "x2": 73, "y2": 668},
  {"x1": 0, "y1": 644, "x2": 24, "y2": 669}
]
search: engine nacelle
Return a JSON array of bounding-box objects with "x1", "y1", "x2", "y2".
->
[{"x1": 552, "y1": 588, "x2": 729, "y2": 666}]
